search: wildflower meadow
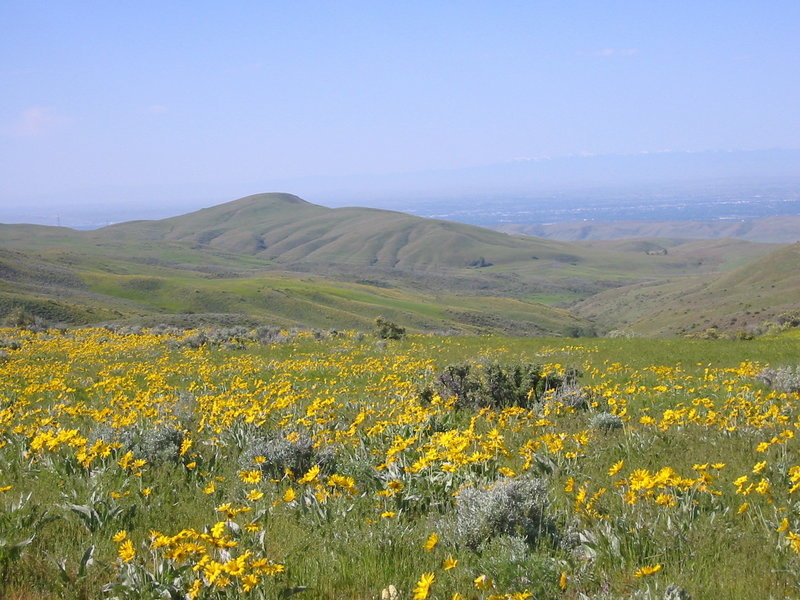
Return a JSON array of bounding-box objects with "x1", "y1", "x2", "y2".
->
[{"x1": 0, "y1": 326, "x2": 798, "y2": 599}]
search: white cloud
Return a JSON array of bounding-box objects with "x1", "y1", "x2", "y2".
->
[{"x1": 9, "y1": 106, "x2": 68, "y2": 137}]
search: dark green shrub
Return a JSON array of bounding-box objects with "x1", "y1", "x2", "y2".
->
[
  {"x1": 375, "y1": 317, "x2": 406, "y2": 340},
  {"x1": 436, "y1": 361, "x2": 579, "y2": 409}
]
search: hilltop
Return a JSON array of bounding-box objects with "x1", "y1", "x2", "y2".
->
[
  {"x1": 0, "y1": 192, "x2": 795, "y2": 337},
  {"x1": 98, "y1": 193, "x2": 614, "y2": 271}
]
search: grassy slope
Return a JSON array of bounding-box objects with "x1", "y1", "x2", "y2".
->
[
  {"x1": 96, "y1": 194, "x2": 775, "y2": 284},
  {"x1": 0, "y1": 193, "x2": 794, "y2": 335},
  {"x1": 0, "y1": 239, "x2": 591, "y2": 335},
  {"x1": 574, "y1": 242, "x2": 800, "y2": 335}
]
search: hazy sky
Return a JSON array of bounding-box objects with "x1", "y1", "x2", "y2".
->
[{"x1": 2, "y1": 1, "x2": 799, "y2": 220}]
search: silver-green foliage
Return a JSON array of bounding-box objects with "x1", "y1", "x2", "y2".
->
[
  {"x1": 757, "y1": 366, "x2": 800, "y2": 394},
  {"x1": 454, "y1": 476, "x2": 550, "y2": 550},
  {"x1": 239, "y1": 431, "x2": 336, "y2": 477},
  {"x1": 589, "y1": 411, "x2": 623, "y2": 433}
]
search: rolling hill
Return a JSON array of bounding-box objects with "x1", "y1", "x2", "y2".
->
[
  {"x1": 0, "y1": 192, "x2": 795, "y2": 336},
  {"x1": 573, "y1": 242, "x2": 800, "y2": 336}
]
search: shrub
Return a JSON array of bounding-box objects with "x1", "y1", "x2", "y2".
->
[
  {"x1": 553, "y1": 381, "x2": 590, "y2": 410},
  {"x1": 89, "y1": 424, "x2": 186, "y2": 466},
  {"x1": 757, "y1": 366, "x2": 800, "y2": 394},
  {"x1": 239, "y1": 430, "x2": 336, "y2": 477},
  {"x1": 0, "y1": 337, "x2": 22, "y2": 350},
  {"x1": 120, "y1": 425, "x2": 186, "y2": 465},
  {"x1": 436, "y1": 362, "x2": 580, "y2": 409},
  {"x1": 2, "y1": 306, "x2": 48, "y2": 331},
  {"x1": 664, "y1": 585, "x2": 693, "y2": 600},
  {"x1": 375, "y1": 317, "x2": 406, "y2": 340},
  {"x1": 453, "y1": 476, "x2": 550, "y2": 550},
  {"x1": 776, "y1": 310, "x2": 800, "y2": 328},
  {"x1": 589, "y1": 411, "x2": 624, "y2": 433}
]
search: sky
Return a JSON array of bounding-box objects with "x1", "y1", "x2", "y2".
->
[{"x1": 2, "y1": 1, "x2": 799, "y2": 224}]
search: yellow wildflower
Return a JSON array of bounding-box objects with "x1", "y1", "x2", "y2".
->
[
  {"x1": 413, "y1": 572, "x2": 435, "y2": 600},
  {"x1": 239, "y1": 470, "x2": 262, "y2": 484},
  {"x1": 423, "y1": 532, "x2": 439, "y2": 551},
  {"x1": 187, "y1": 579, "x2": 202, "y2": 599},
  {"x1": 241, "y1": 574, "x2": 260, "y2": 592},
  {"x1": 112, "y1": 530, "x2": 128, "y2": 542},
  {"x1": 298, "y1": 465, "x2": 320, "y2": 484},
  {"x1": 118, "y1": 539, "x2": 135, "y2": 563},
  {"x1": 633, "y1": 564, "x2": 662, "y2": 577}
]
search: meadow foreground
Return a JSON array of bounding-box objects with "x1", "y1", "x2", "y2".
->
[{"x1": 0, "y1": 327, "x2": 798, "y2": 599}]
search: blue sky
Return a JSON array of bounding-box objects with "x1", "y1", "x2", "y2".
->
[{"x1": 2, "y1": 1, "x2": 799, "y2": 222}]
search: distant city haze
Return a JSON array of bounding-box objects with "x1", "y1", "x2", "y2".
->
[{"x1": 2, "y1": 3, "x2": 798, "y2": 227}]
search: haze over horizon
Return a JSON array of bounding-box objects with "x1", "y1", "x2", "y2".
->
[{"x1": 2, "y1": 2, "x2": 799, "y2": 226}]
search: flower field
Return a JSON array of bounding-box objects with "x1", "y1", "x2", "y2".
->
[{"x1": 0, "y1": 327, "x2": 798, "y2": 599}]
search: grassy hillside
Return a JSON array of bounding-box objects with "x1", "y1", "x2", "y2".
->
[
  {"x1": 0, "y1": 193, "x2": 796, "y2": 336},
  {"x1": 96, "y1": 194, "x2": 775, "y2": 284},
  {"x1": 574, "y1": 242, "x2": 800, "y2": 335},
  {"x1": 0, "y1": 240, "x2": 593, "y2": 336}
]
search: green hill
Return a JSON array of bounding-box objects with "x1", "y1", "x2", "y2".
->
[
  {"x1": 573, "y1": 242, "x2": 800, "y2": 335},
  {"x1": 100, "y1": 193, "x2": 605, "y2": 270},
  {"x1": 0, "y1": 192, "x2": 795, "y2": 336}
]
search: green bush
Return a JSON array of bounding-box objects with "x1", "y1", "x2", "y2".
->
[
  {"x1": 375, "y1": 317, "x2": 406, "y2": 340},
  {"x1": 436, "y1": 361, "x2": 579, "y2": 409}
]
